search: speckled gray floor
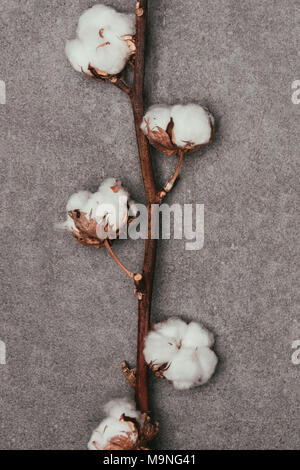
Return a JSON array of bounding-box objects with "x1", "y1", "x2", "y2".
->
[{"x1": 0, "y1": 0, "x2": 299, "y2": 450}]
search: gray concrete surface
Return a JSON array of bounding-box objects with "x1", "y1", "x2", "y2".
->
[{"x1": 0, "y1": 0, "x2": 299, "y2": 450}]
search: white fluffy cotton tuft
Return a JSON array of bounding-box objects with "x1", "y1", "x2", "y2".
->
[
  {"x1": 87, "y1": 398, "x2": 142, "y2": 450},
  {"x1": 58, "y1": 177, "x2": 135, "y2": 233},
  {"x1": 103, "y1": 398, "x2": 142, "y2": 422},
  {"x1": 171, "y1": 104, "x2": 214, "y2": 147},
  {"x1": 140, "y1": 105, "x2": 172, "y2": 136},
  {"x1": 65, "y1": 4, "x2": 136, "y2": 76},
  {"x1": 140, "y1": 104, "x2": 214, "y2": 152},
  {"x1": 144, "y1": 317, "x2": 218, "y2": 390}
]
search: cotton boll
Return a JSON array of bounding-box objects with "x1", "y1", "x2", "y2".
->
[
  {"x1": 171, "y1": 104, "x2": 213, "y2": 147},
  {"x1": 67, "y1": 5, "x2": 136, "y2": 76},
  {"x1": 87, "y1": 397, "x2": 158, "y2": 450},
  {"x1": 145, "y1": 317, "x2": 218, "y2": 389},
  {"x1": 57, "y1": 178, "x2": 136, "y2": 247},
  {"x1": 88, "y1": 398, "x2": 141, "y2": 450},
  {"x1": 143, "y1": 331, "x2": 178, "y2": 368},
  {"x1": 182, "y1": 322, "x2": 214, "y2": 350},
  {"x1": 140, "y1": 105, "x2": 172, "y2": 135},
  {"x1": 141, "y1": 103, "x2": 214, "y2": 155}
]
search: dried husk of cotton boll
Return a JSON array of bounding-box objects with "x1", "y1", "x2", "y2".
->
[
  {"x1": 57, "y1": 178, "x2": 137, "y2": 248},
  {"x1": 88, "y1": 398, "x2": 159, "y2": 450},
  {"x1": 140, "y1": 104, "x2": 214, "y2": 156},
  {"x1": 144, "y1": 317, "x2": 218, "y2": 390},
  {"x1": 65, "y1": 4, "x2": 136, "y2": 79}
]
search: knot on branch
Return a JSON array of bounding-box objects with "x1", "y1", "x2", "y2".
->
[
  {"x1": 133, "y1": 274, "x2": 146, "y2": 300},
  {"x1": 136, "y1": 2, "x2": 144, "y2": 17}
]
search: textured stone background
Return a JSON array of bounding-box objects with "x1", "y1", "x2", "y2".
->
[{"x1": 0, "y1": 0, "x2": 299, "y2": 450}]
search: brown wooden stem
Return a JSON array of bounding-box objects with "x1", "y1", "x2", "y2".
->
[{"x1": 130, "y1": 0, "x2": 157, "y2": 413}]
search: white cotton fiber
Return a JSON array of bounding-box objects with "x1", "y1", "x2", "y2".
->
[
  {"x1": 140, "y1": 103, "x2": 214, "y2": 150},
  {"x1": 171, "y1": 104, "x2": 213, "y2": 147},
  {"x1": 195, "y1": 347, "x2": 218, "y2": 386},
  {"x1": 54, "y1": 190, "x2": 91, "y2": 231},
  {"x1": 87, "y1": 398, "x2": 141, "y2": 450},
  {"x1": 95, "y1": 178, "x2": 130, "y2": 230},
  {"x1": 182, "y1": 321, "x2": 214, "y2": 349},
  {"x1": 65, "y1": 39, "x2": 90, "y2": 73},
  {"x1": 66, "y1": 190, "x2": 91, "y2": 212},
  {"x1": 143, "y1": 331, "x2": 178, "y2": 368},
  {"x1": 164, "y1": 349, "x2": 202, "y2": 390},
  {"x1": 140, "y1": 105, "x2": 172, "y2": 135},
  {"x1": 76, "y1": 5, "x2": 135, "y2": 42},
  {"x1": 57, "y1": 178, "x2": 134, "y2": 233},
  {"x1": 66, "y1": 4, "x2": 136, "y2": 76},
  {"x1": 154, "y1": 317, "x2": 188, "y2": 344},
  {"x1": 144, "y1": 317, "x2": 218, "y2": 390},
  {"x1": 104, "y1": 398, "x2": 142, "y2": 423}
]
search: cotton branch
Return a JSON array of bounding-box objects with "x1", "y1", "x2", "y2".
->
[{"x1": 130, "y1": 0, "x2": 158, "y2": 414}]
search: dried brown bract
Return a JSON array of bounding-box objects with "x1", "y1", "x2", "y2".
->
[
  {"x1": 68, "y1": 209, "x2": 136, "y2": 249},
  {"x1": 103, "y1": 414, "x2": 159, "y2": 450}
]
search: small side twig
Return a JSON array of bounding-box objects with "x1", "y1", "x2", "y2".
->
[
  {"x1": 158, "y1": 150, "x2": 185, "y2": 201},
  {"x1": 109, "y1": 76, "x2": 132, "y2": 95},
  {"x1": 88, "y1": 65, "x2": 132, "y2": 95},
  {"x1": 104, "y1": 240, "x2": 141, "y2": 281}
]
